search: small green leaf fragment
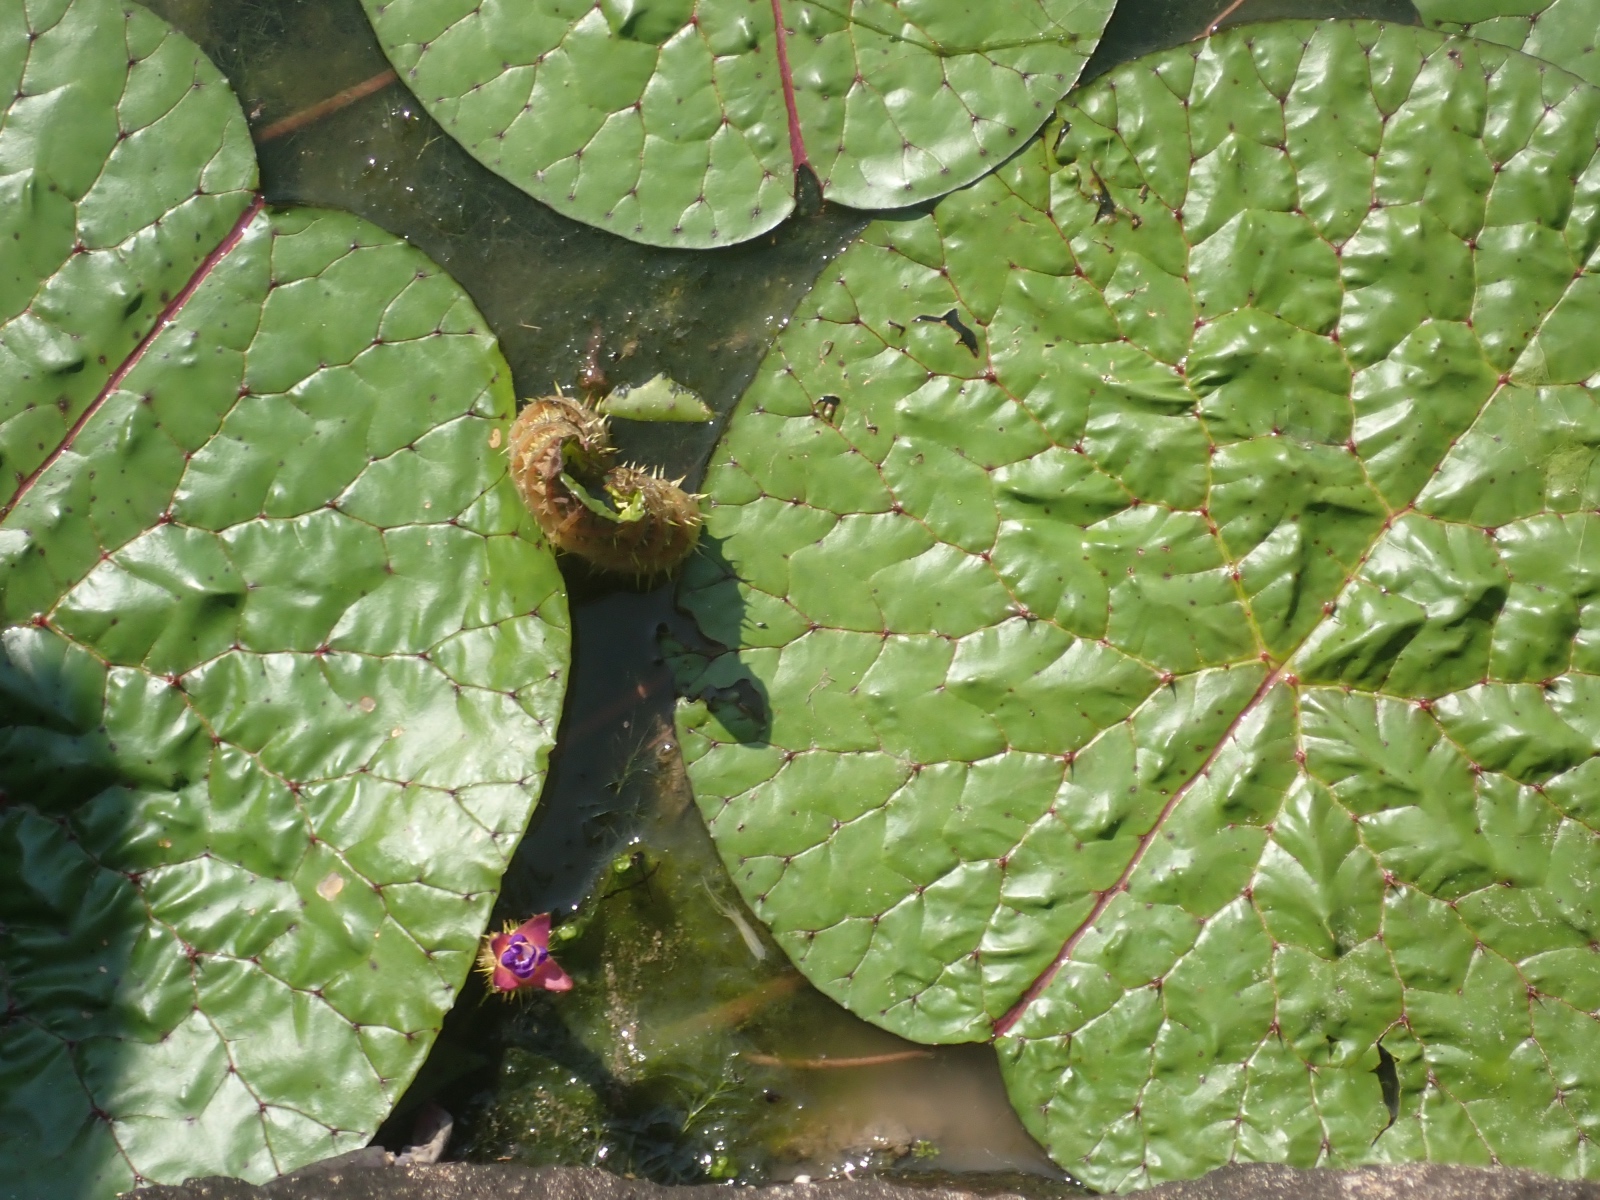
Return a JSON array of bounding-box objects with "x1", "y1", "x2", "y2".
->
[{"x1": 597, "y1": 373, "x2": 714, "y2": 422}]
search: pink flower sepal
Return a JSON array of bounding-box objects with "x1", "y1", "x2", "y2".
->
[{"x1": 477, "y1": 914, "x2": 572, "y2": 996}]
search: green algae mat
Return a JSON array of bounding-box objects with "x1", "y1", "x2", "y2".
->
[
  {"x1": 675, "y1": 18, "x2": 1600, "y2": 1189},
  {"x1": 0, "y1": 0, "x2": 569, "y2": 1192},
  {"x1": 357, "y1": 0, "x2": 1118, "y2": 249}
]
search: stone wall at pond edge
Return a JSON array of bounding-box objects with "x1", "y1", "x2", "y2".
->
[{"x1": 132, "y1": 1162, "x2": 1600, "y2": 1200}]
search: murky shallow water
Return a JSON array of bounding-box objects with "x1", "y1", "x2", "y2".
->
[{"x1": 143, "y1": 0, "x2": 1414, "y2": 1187}]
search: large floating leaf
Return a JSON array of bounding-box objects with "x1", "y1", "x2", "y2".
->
[
  {"x1": 0, "y1": 1, "x2": 569, "y2": 1194},
  {"x1": 676, "y1": 18, "x2": 1600, "y2": 1190},
  {"x1": 357, "y1": 0, "x2": 1117, "y2": 249},
  {"x1": 1417, "y1": 0, "x2": 1600, "y2": 85}
]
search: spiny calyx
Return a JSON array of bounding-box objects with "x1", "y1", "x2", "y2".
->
[{"x1": 508, "y1": 392, "x2": 702, "y2": 576}]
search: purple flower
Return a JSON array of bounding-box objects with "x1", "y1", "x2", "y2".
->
[
  {"x1": 499, "y1": 932, "x2": 549, "y2": 979},
  {"x1": 477, "y1": 914, "x2": 572, "y2": 995}
]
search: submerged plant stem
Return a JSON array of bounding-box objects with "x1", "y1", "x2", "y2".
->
[
  {"x1": 1199, "y1": 0, "x2": 1249, "y2": 36},
  {"x1": 256, "y1": 68, "x2": 398, "y2": 141},
  {"x1": 658, "y1": 973, "x2": 805, "y2": 1042},
  {"x1": 567, "y1": 673, "x2": 671, "y2": 745},
  {"x1": 742, "y1": 1050, "x2": 934, "y2": 1070}
]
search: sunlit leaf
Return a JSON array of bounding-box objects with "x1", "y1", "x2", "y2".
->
[
  {"x1": 677, "y1": 19, "x2": 1600, "y2": 1189},
  {"x1": 0, "y1": 2, "x2": 569, "y2": 1192},
  {"x1": 358, "y1": 0, "x2": 1117, "y2": 248},
  {"x1": 1417, "y1": 0, "x2": 1600, "y2": 85}
]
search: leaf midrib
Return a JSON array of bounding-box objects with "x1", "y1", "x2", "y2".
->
[
  {"x1": 0, "y1": 194, "x2": 265, "y2": 525},
  {"x1": 770, "y1": 0, "x2": 810, "y2": 174},
  {"x1": 981, "y1": 15, "x2": 1593, "y2": 1037}
]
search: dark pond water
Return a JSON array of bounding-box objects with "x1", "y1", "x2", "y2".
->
[{"x1": 142, "y1": 0, "x2": 1416, "y2": 1187}]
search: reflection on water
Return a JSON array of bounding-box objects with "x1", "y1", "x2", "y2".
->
[{"x1": 143, "y1": 0, "x2": 1419, "y2": 1187}]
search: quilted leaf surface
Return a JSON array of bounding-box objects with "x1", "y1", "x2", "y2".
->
[
  {"x1": 0, "y1": 1, "x2": 569, "y2": 1193},
  {"x1": 357, "y1": 0, "x2": 1117, "y2": 248},
  {"x1": 1417, "y1": 0, "x2": 1600, "y2": 86},
  {"x1": 677, "y1": 19, "x2": 1600, "y2": 1189}
]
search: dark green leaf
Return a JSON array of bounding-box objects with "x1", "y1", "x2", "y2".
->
[{"x1": 0, "y1": 1, "x2": 569, "y2": 1192}]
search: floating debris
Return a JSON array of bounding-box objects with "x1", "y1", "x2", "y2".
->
[
  {"x1": 704, "y1": 882, "x2": 768, "y2": 962},
  {"x1": 598, "y1": 374, "x2": 714, "y2": 423}
]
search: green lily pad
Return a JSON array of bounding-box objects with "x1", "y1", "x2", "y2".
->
[
  {"x1": 1417, "y1": 0, "x2": 1600, "y2": 85},
  {"x1": 357, "y1": 0, "x2": 1117, "y2": 249},
  {"x1": 0, "y1": 1, "x2": 568, "y2": 1193},
  {"x1": 677, "y1": 18, "x2": 1600, "y2": 1189}
]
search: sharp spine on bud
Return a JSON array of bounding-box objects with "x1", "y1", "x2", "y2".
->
[{"x1": 507, "y1": 393, "x2": 702, "y2": 576}]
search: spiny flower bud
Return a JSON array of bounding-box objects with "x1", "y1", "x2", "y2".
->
[{"x1": 507, "y1": 393, "x2": 702, "y2": 577}]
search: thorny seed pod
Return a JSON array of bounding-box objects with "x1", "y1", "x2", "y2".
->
[
  {"x1": 508, "y1": 392, "x2": 702, "y2": 577},
  {"x1": 477, "y1": 914, "x2": 572, "y2": 996}
]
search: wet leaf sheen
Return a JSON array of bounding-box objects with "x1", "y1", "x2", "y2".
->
[
  {"x1": 1418, "y1": 0, "x2": 1600, "y2": 87},
  {"x1": 678, "y1": 20, "x2": 1600, "y2": 1189},
  {"x1": 358, "y1": 0, "x2": 1116, "y2": 248},
  {"x1": 0, "y1": 1, "x2": 568, "y2": 1192}
]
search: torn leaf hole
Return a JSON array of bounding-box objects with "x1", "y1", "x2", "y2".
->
[
  {"x1": 1375, "y1": 1042, "x2": 1399, "y2": 1132},
  {"x1": 916, "y1": 309, "x2": 979, "y2": 356}
]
